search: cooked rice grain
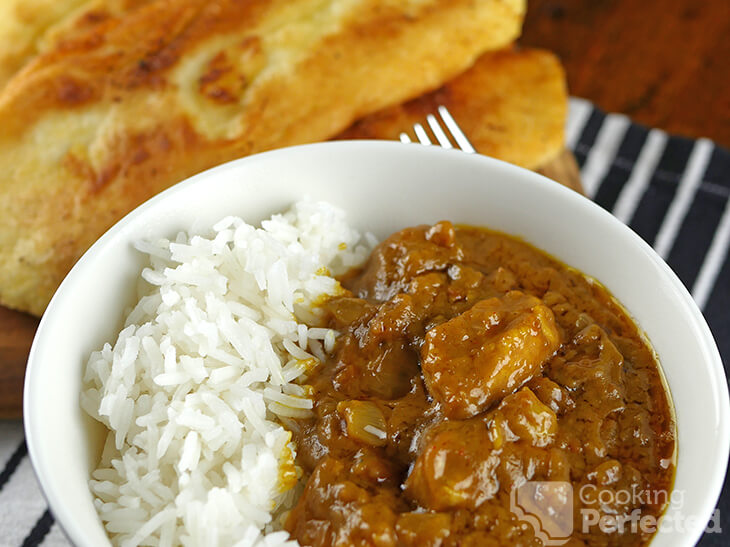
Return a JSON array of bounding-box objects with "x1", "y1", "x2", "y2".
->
[{"x1": 82, "y1": 201, "x2": 372, "y2": 546}]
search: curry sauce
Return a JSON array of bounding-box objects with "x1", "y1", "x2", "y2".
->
[{"x1": 285, "y1": 221, "x2": 676, "y2": 546}]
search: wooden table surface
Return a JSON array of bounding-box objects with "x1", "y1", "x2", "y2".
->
[
  {"x1": 1, "y1": 0, "x2": 728, "y2": 418},
  {"x1": 521, "y1": 0, "x2": 730, "y2": 148}
]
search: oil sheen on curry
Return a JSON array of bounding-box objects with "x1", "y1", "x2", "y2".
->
[{"x1": 284, "y1": 221, "x2": 676, "y2": 546}]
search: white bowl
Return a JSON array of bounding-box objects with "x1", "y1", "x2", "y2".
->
[{"x1": 24, "y1": 141, "x2": 729, "y2": 546}]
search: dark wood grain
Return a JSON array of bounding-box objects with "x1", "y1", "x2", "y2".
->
[
  {"x1": 0, "y1": 307, "x2": 37, "y2": 418},
  {"x1": 521, "y1": 0, "x2": 730, "y2": 148}
]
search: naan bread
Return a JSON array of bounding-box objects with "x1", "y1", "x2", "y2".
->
[
  {"x1": 0, "y1": 0, "x2": 525, "y2": 315},
  {"x1": 0, "y1": 0, "x2": 87, "y2": 89},
  {"x1": 0, "y1": 1, "x2": 154, "y2": 90},
  {"x1": 338, "y1": 47, "x2": 567, "y2": 170}
]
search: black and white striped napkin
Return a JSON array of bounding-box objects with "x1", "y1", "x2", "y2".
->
[
  {"x1": 569, "y1": 97, "x2": 729, "y2": 547},
  {"x1": 0, "y1": 97, "x2": 728, "y2": 546}
]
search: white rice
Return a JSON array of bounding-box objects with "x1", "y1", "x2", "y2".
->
[{"x1": 81, "y1": 201, "x2": 374, "y2": 547}]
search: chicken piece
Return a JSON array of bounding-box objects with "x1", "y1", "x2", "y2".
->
[
  {"x1": 492, "y1": 387, "x2": 558, "y2": 448},
  {"x1": 421, "y1": 291, "x2": 561, "y2": 419},
  {"x1": 395, "y1": 512, "x2": 452, "y2": 547},
  {"x1": 526, "y1": 376, "x2": 575, "y2": 416},
  {"x1": 332, "y1": 335, "x2": 419, "y2": 400},
  {"x1": 405, "y1": 394, "x2": 561, "y2": 512},
  {"x1": 347, "y1": 222, "x2": 464, "y2": 302},
  {"x1": 404, "y1": 420, "x2": 499, "y2": 511},
  {"x1": 286, "y1": 457, "x2": 402, "y2": 547}
]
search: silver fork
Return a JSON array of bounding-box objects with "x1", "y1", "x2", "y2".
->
[{"x1": 398, "y1": 105, "x2": 476, "y2": 153}]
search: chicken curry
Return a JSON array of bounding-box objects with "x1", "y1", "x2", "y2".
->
[{"x1": 286, "y1": 221, "x2": 676, "y2": 546}]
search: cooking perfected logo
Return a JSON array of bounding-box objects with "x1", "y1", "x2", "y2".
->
[
  {"x1": 510, "y1": 481, "x2": 574, "y2": 545},
  {"x1": 511, "y1": 480, "x2": 723, "y2": 543}
]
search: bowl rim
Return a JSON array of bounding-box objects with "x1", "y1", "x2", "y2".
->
[{"x1": 23, "y1": 140, "x2": 730, "y2": 546}]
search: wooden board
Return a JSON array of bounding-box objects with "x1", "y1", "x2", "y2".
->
[
  {"x1": 537, "y1": 148, "x2": 583, "y2": 194},
  {"x1": 0, "y1": 149, "x2": 582, "y2": 419},
  {"x1": 521, "y1": 0, "x2": 730, "y2": 148},
  {"x1": 0, "y1": 305, "x2": 36, "y2": 418}
]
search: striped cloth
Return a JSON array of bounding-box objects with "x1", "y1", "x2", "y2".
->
[{"x1": 0, "y1": 97, "x2": 728, "y2": 546}]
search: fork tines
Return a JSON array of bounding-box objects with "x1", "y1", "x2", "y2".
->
[{"x1": 399, "y1": 105, "x2": 476, "y2": 153}]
